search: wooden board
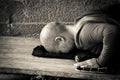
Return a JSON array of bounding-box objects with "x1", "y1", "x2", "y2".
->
[{"x1": 0, "y1": 36, "x2": 120, "y2": 80}]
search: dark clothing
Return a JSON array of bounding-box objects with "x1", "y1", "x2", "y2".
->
[{"x1": 74, "y1": 14, "x2": 120, "y2": 67}]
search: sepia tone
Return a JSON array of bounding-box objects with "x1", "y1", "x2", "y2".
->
[{"x1": 0, "y1": 0, "x2": 120, "y2": 80}]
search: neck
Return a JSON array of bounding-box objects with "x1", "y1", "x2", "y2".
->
[{"x1": 65, "y1": 25, "x2": 76, "y2": 36}]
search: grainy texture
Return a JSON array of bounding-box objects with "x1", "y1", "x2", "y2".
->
[
  {"x1": 0, "y1": 36, "x2": 120, "y2": 80},
  {"x1": 1, "y1": 0, "x2": 119, "y2": 23},
  {"x1": 0, "y1": 0, "x2": 120, "y2": 37},
  {"x1": 0, "y1": 74, "x2": 31, "y2": 80}
]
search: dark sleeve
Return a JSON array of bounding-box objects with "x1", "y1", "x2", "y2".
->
[
  {"x1": 32, "y1": 45, "x2": 75, "y2": 59},
  {"x1": 75, "y1": 50, "x2": 96, "y2": 62},
  {"x1": 32, "y1": 45, "x2": 47, "y2": 57},
  {"x1": 32, "y1": 45, "x2": 95, "y2": 60},
  {"x1": 97, "y1": 24, "x2": 118, "y2": 66}
]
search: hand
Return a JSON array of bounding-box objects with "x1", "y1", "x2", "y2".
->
[
  {"x1": 74, "y1": 58, "x2": 109, "y2": 73},
  {"x1": 74, "y1": 58, "x2": 100, "y2": 68}
]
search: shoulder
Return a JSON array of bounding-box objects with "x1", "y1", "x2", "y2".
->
[
  {"x1": 102, "y1": 23, "x2": 119, "y2": 36},
  {"x1": 74, "y1": 10, "x2": 106, "y2": 24}
]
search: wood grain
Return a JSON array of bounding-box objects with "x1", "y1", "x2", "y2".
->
[{"x1": 0, "y1": 36, "x2": 120, "y2": 80}]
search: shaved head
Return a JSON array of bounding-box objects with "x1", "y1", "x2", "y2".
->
[{"x1": 40, "y1": 22, "x2": 75, "y2": 53}]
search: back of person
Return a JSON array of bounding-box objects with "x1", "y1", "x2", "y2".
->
[{"x1": 75, "y1": 12, "x2": 120, "y2": 68}]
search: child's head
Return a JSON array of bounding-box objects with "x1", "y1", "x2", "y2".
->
[{"x1": 40, "y1": 22, "x2": 75, "y2": 53}]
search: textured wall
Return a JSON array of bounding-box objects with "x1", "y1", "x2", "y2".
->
[{"x1": 0, "y1": 0, "x2": 120, "y2": 38}]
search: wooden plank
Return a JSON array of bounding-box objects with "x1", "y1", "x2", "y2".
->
[
  {"x1": 0, "y1": 36, "x2": 120, "y2": 80},
  {"x1": 0, "y1": 36, "x2": 40, "y2": 45},
  {"x1": 0, "y1": 45, "x2": 34, "y2": 53}
]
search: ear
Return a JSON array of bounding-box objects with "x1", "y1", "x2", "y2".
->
[{"x1": 55, "y1": 36, "x2": 65, "y2": 42}]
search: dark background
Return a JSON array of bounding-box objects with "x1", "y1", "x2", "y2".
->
[{"x1": 0, "y1": 0, "x2": 120, "y2": 38}]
